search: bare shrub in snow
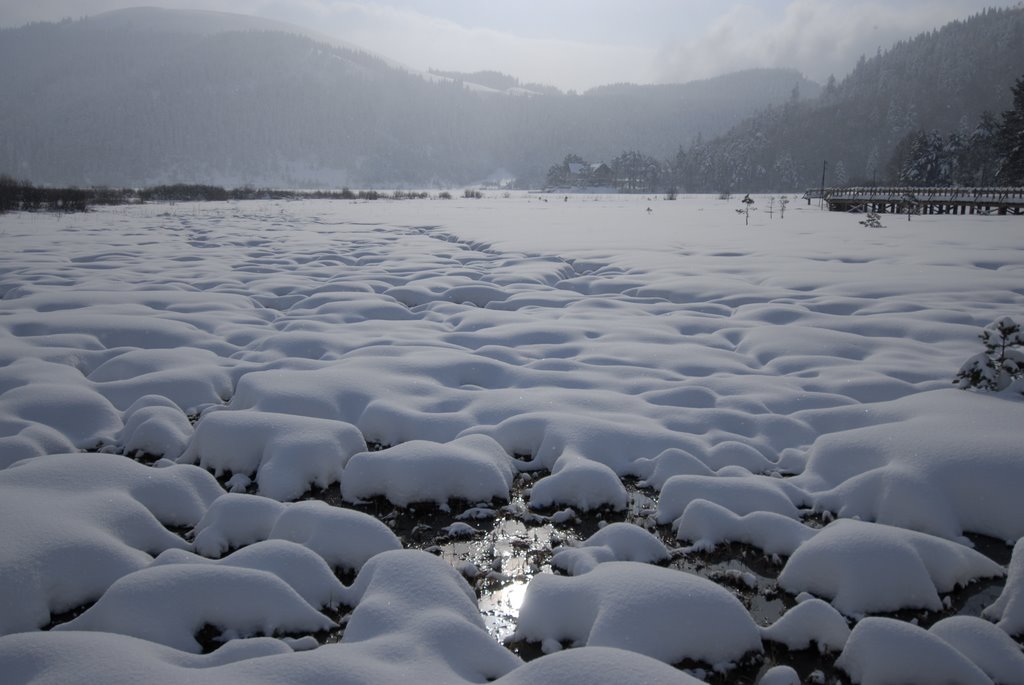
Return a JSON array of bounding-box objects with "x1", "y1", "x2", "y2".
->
[{"x1": 736, "y1": 193, "x2": 755, "y2": 225}]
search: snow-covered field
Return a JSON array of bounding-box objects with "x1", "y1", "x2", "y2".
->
[{"x1": 1, "y1": 193, "x2": 1023, "y2": 684}]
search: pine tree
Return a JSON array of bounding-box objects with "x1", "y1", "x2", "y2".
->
[
  {"x1": 955, "y1": 317, "x2": 1024, "y2": 391},
  {"x1": 736, "y1": 194, "x2": 756, "y2": 225},
  {"x1": 996, "y1": 76, "x2": 1024, "y2": 185},
  {"x1": 833, "y1": 160, "x2": 849, "y2": 187},
  {"x1": 960, "y1": 111, "x2": 1000, "y2": 185}
]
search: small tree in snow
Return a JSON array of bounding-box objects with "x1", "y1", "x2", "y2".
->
[
  {"x1": 779, "y1": 196, "x2": 790, "y2": 219},
  {"x1": 736, "y1": 194, "x2": 755, "y2": 225},
  {"x1": 834, "y1": 160, "x2": 849, "y2": 187},
  {"x1": 859, "y1": 212, "x2": 884, "y2": 228},
  {"x1": 954, "y1": 317, "x2": 1024, "y2": 391}
]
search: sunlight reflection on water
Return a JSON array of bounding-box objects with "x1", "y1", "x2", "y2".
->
[{"x1": 480, "y1": 581, "x2": 529, "y2": 641}]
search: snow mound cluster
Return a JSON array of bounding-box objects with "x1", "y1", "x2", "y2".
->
[
  {"x1": 551, "y1": 522, "x2": 670, "y2": 575},
  {"x1": 191, "y1": 494, "x2": 401, "y2": 571},
  {"x1": 181, "y1": 409, "x2": 367, "y2": 500},
  {"x1": 55, "y1": 562, "x2": 338, "y2": 653},
  {"x1": 656, "y1": 473, "x2": 804, "y2": 524},
  {"x1": 672, "y1": 498, "x2": 816, "y2": 555},
  {"x1": 798, "y1": 390, "x2": 1024, "y2": 542},
  {"x1": 0, "y1": 453, "x2": 221, "y2": 635},
  {"x1": 1, "y1": 199, "x2": 1023, "y2": 684},
  {"x1": 835, "y1": 616, "x2": 1023, "y2": 685}
]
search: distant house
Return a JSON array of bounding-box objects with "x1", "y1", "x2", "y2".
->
[
  {"x1": 568, "y1": 163, "x2": 588, "y2": 177},
  {"x1": 565, "y1": 162, "x2": 613, "y2": 188},
  {"x1": 588, "y1": 163, "x2": 613, "y2": 187}
]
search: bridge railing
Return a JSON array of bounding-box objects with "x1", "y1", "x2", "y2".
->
[{"x1": 823, "y1": 187, "x2": 1024, "y2": 204}]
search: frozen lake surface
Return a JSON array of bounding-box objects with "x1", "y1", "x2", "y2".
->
[{"x1": 1, "y1": 193, "x2": 1023, "y2": 684}]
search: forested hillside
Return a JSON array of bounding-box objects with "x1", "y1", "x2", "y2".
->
[
  {"x1": 0, "y1": 9, "x2": 815, "y2": 188},
  {"x1": 671, "y1": 6, "x2": 1024, "y2": 192}
]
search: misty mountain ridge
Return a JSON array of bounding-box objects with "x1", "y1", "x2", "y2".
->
[
  {"x1": 9, "y1": 6, "x2": 1017, "y2": 191},
  {"x1": 672, "y1": 5, "x2": 1024, "y2": 192},
  {"x1": 426, "y1": 70, "x2": 561, "y2": 96},
  {"x1": 1, "y1": 7, "x2": 818, "y2": 188}
]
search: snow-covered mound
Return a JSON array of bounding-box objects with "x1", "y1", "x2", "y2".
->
[
  {"x1": 527, "y1": 453, "x2": 629, "y2": 511},
  {"x1": 54, "y1": 563, "x2": 337, "y2": 653},
  {"x1": 495, "y1": 647, "x2": 706, "y2": 685},
  {"x1": 637, "y1": 447, "x2": 715, "y2": 489},
  {"x1": 118, "y1": 394, "x2": 195, "y2": 458},
  {"x1": 760, "y1": 598, "x2": 851, "y2": 653},
  {"x1": 673, "y1": 499, "x2": 817, "y2": 555},
  {"x1": 341, "y1": 434, "x2": 515, "y2": 507},
  {"x1": 0, "y1": 380, "x2": 121, "y2": 456},
  {"x1": 797, "y1": 389, "x2": 1024, "y2": 542},
  {"x1": 513, "y1": 561, "x2": 762, "y2": 665},
  {"x1": 0, "y1": 453, "x2": 222, "y2": 635},
  {"x1": 150, "y1": 540, "x2": 347, "y2": 608},
  {"x1": 656, "y1": 474, "x2": 804, "y2": 524},
  {"x1": 778, "y1": 519, "x2": 1004, "y2": 615},
  {"x1": 757, "y1": 666, "x2": 801, "y2": 685},
  {"x1": 191, "y1": 495, "x2": 401, "y2": 571},
  {"x1": 982, "y1": 536, "x2": 1024, "y2": 636},
  {"x1": 0, "y1": 632, "x2": 703, "y2": 685},
  {"x1": 340, "y1": 550, "x2": 522, "y2": 678},
  {"x1": 928, "y1": 616, "x2": 1024, "y2": 685},
  {"x1": 835, "y1": 617, "x2": 993, "y2": 685},
  {"x1": 88, "y1": 345, "x2": 235, "y2": 412},
  {"x1": 0, "y1": 632, "x2": 296, "y2": 684},
  {"x1": 551, "y1": 522, "x2": 671, "y2": 574},
  {"x1": 192, "y1": 493, "x2": 291, "y2": 556},
  {"x1": 180, "y1": 409, "x2": 366, "y2": 500}
]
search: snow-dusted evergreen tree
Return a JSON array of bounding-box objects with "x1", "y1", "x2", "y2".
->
[
  {"x1": 833, "y1": 160, "x2": 849, "y2": 187},
  {"x1": 864, "y1": 146, "x2": 881, "y2": 185},
  {"x1": 996, "y1": 75, "x2": 1024, "y2": 185},
  {"x1": 545, "y1": 154, "x2": 587, "y2": 189},
  {"x1": 859, "y1": 212, "x2": 884, "y2": 228},
  {"x1": 896, "y1": 130, "x2": 947, "y2": 185},
  {"x1": 887, "y1": 124, "x2": 1001, "y2": 187},
  {"x1": 773, "y1": 153, "x2": 799, "y2": 189},
  {"x1": 955, "y1": 317, "x2": 1024, "y2": 391},
  {"x1": 959, "y1": 111, "x2": 1001, "y2": 185},
  {"x1": 611, "y1": 151, "x2": 662, "y2": 193}
]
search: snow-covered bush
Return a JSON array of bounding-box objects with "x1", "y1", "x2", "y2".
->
[
  {"x1": 859, "y1": 212, "x2": 884, "y2": 228},
  {"x1": 954, "y1": 317, "x2": 1024, "y2": 391}
]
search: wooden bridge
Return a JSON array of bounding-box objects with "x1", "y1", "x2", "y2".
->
[{"x1": 811, "y1": 187, "x2": 1024, "y2": 215}]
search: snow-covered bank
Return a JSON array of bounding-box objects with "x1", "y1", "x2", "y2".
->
[{"x1": 1, "y1": 194, "x2": 1022, "y2": 683}]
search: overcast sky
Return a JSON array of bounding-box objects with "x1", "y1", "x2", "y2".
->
[{"x1": 0, "y1": 0, "x2": 1003, "y2": 90}]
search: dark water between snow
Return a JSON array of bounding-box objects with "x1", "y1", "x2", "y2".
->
[
  {"x1": 62, "y1": 455, "x2": 1014, "y2": 685},
  {"x1": 335, "y1": 473, "x2": 1015, "y2": 683}
]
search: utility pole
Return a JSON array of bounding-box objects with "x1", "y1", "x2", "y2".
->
[{"x1": 820, "y1": 160, "x2": 828, "y2": 210}]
